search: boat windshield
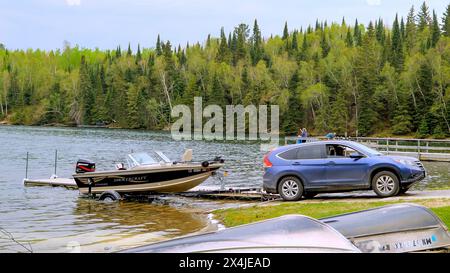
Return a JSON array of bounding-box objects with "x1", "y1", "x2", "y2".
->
[{"x1": 127, "y1": 152, "x2": 172, "y2": 168}]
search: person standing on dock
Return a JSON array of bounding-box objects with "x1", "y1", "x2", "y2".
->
[
  {"x1": 297, "y1": 128, "x2": 308, "y2": 143},
  {"x1": 325, "y1": 132, "x2": 336, "y2": 140}
]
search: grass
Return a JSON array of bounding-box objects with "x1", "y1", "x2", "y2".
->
[
  {"x1": 214, "y1": 199, "x2": 450, "y2": 228},
  {"x1": 432, "y1": 206, "x2": 450, "y2": 228}
]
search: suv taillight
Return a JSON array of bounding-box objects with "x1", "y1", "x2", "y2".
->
[{"x1": 263, "y1": 153, "x2": 273, "y2": 168}]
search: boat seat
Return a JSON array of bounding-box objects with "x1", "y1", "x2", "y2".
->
[
  {"x1": 115, "y1": 163, "x2": 127, "y2": 170},
  {"x1": 182, "y1": 149, "x2": 193, "y2": 162}
]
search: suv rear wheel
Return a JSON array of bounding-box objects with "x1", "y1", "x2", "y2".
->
[
  {"x1": 372, "y1": 171, "x2": 400, "y2": 197},
  {"x1": 278, "y1": 176, "x2": 303, "y2": 201}
]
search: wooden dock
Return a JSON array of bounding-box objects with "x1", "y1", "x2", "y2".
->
[
  {"x1": 23, "y1": 177, "x2": 78, "y2": 189},
  {"x1": 284, "y1": 136, "x2": 450, "y2": 162}
]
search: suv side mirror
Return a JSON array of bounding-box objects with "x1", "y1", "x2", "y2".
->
[{"x1": 349, "y1": 152, "x2": 364, "y2": 159}]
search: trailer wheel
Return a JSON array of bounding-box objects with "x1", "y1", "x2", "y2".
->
[
  {"x1": 99, "y1": 190, "x2": 121, "y2": 202},
  {"x1": 372, "y1": 171, "x2": 400, "y2": 197},
  {"x1": 278, "y1": 176, "x2": 303, "y2": 201}
]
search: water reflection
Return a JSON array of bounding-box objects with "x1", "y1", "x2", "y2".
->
[{"x1": 1, "y1": 197, "x2": 207, "y2": 253}]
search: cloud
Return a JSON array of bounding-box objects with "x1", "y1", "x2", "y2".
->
[
  {"x1": 366, "y1": 0, "x2": 381, "y2": 6},
  {"x1": 65, "y1": 0, "x2": 81, "y2": 6}
]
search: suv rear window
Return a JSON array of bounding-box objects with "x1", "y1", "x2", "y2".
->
[
  {"x1": 278, "y1": 148, "x2": 300, "y2": 160},
  {"x1": 278, "y1": 145, "x2": 324, "y2": 160}
]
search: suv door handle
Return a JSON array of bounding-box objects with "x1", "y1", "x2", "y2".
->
[
  {"x1": 292, "y1": 162, "x2": 301, "y2": 166},
  {"x1": 327, "y1": 161, "x2": 336, "y2": 166}
]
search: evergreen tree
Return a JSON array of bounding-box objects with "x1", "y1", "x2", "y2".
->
[
  {"x1": 299, "y1": 33, "x2": 308, "y2": 61},
  {"x1": 391, "y1": 103, "x2": 412, "y2": 135},
  {"x1": 345, "y1": 27, "x2": 353, "y2": 47},
  {"x1": 413, "y1": 61, "x2": 433, "y2": 131},
  {"x1": 383, "y1": 32, "x2": 392, "y2": 64},
  {"x1": 209, "y1": 74, "x2": 225, "y2": 106},
  {"x1": 126, "y1": 84, "x2": 140, "y2": 129},
  {"x1": 375, "y1": 18, "x2": 385, "y2": 44},
  {"x1": 291, "y1": 30, "x2": 299, "y2": 53},
  {"x1": 127, "y1": 43, "x2": 132, "y2": 56},
  {"x1": 232, "y1": 23, "x2": 249, "y2": 65},
  {"x1": 115, "y1": 45, "x2": 121, "y2": 58},
  {"x1": 354, "y1": 19, "x2": 362, "y2": 46},
  {"x1": 136, "y1": 44, "x2": 142, "y2": 62},
  {"x1": 282, "y1": 71, "x2": 303, "y2": 134},
  {"x1": 417, "y1": 117, "x2": 429, "y2": 138},
  {"x1": 433, "y1": 124, "x2": 446, "y2": 139},
  {"x1": 443, "y1": 4, "x2": 450, "y2": 36},
  {"x1": 156, "y1": 34, "x2": 162, "y2": 56},
  {"x1": 217, "y1": 27, "x2": 231, "y2": 63},
  {"x1": 315, "y1": 19, "x2": 321, "y2": 32},
  {"x1": 405, "y1": 6, "x2": 417, "y2": 52},
  {"x1": 44, "y1": 81, "x2": 64, "y2": 124},
  {"x1": 179, "y1": 48, "x2": 187, "y2": 65},
  {"x1": 320, "y1": 32, "x2": 330, "y2": 58},
  {"x1": 355, "y1": 22, "x2": 379, "y2": 136},
  {"x1": 250, "y1": 20, "x2": 263, "y2": 65},
  {"x1": 7, "y1": 69, "x2": 20, "y2": 108},
  {"x1": 79, "y1": 56, "x2": 95, "y2": 124},
  {"x1": 400, "y1": 17, "x2": 405, "y2": 39},
  {"x1": 282, "y1": 21, "x2": 290, "y2": 50},
  {"x1": 391, "y1": 14, "x2": 404, "y2": 71},
  {"x1": 418, "y1": 1, "x2": 431, "y2": 31},
  {"x1": 206, "y1": 34, "x2": 211, "y2": 48},
  {"x1": 282, "y1": 22, "x2": 289, "y2": 40},
  {"x1": 431, "y1": 10, "x2": 441, "y2": 47}
]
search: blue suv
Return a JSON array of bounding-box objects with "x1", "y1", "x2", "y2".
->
[{"x1": 263, "y1": 140, "x2": 426, "y2": 201}]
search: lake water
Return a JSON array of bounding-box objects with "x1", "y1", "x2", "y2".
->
[{"x1": 0, "y1": 125, "x2": 449, "y2": 252}]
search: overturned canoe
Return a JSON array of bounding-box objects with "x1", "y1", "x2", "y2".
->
[
  {"x1": 321, "y1": 203, "x2": 450, "y2": 253},
  {"x1": 122, "y1": 215, "x2": 361, "y2": 253}
]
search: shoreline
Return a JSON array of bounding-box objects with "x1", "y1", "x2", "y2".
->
[{"x1": 1, "y1": 122, "x2": 449, "y2": 140}]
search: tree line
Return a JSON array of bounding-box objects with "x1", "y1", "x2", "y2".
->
[{"x1": 1, "y1": 2, "x2": 450, "y2": 138}]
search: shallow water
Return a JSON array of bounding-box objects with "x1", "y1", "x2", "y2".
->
[
  {"x1": 0, "y1": 125, "x2": 263, "y2": 252},
  {"x1": 0, "y1": 125, "x2": 448, "y2": 252}
]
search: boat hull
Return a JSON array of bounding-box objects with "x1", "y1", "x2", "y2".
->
[{"x1": 73, "y1": 164, "x2": 222, "y2": 194}]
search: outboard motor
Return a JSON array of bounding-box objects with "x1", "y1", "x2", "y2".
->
[{"x1": 76, "y1": 159, "x2": 96, "y2": 174}]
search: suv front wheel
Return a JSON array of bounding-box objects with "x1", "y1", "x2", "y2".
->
[
  {"x1": 372, "y1": 171, "x2": 400, "y2": 197},
  {"x1": 278, "y1": 176, "x2": 303, "y2": 201}
]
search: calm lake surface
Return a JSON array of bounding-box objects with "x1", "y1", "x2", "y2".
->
[{"x1": 0, "y1": 125, "x2": 449, "y2": 252}]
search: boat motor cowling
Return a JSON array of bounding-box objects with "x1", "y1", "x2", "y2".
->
[{"x1": 76, "y1": 159, "x2": 96, "y2": 173}]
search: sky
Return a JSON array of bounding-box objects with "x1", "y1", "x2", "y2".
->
[{"x1": 0, "y1": 0, "x2": 448, "y2": 51}]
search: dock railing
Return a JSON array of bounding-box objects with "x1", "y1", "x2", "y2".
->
[{"x1": 284, "y1": 136, "x2": 450, "y2": 162}]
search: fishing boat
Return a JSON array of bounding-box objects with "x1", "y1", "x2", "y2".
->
[{"x1": 72, "y1": 150, "x2": 224, "y2": 198}]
